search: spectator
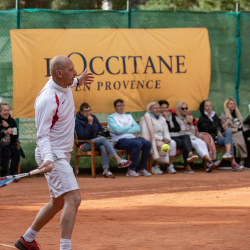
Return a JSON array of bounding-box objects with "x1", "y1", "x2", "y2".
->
[
  {"x1": 220, "y1": 98, "x2": 247, "y2": 170},
  {"x1": 158, "y1": 100, "x2": 198, "y2": 174},
  {"x1": 107, "y1": 99, "x2": 151, "y2": 177},
  {"x1": 198, "y1": 100, "x2": 243, "y2": 171},
  {"x1": 0, "y1": 103, "x2": 20, "y2": 176},
  {"x1": 175, "y1": 102, "x2": 216, "y2": 173},
  {"x1": 75, "y1": 102, "x2": 132, "y2": 178},
  {"x1": 243, "y1": 115, "x2": 250, "y2": 168},
  {"x1": 139, "y1": 102, "x2": 177, "y2": 174}
]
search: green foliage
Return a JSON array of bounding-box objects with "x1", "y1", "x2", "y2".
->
[
  {"x1": 191, "y1": 0, "x2": 250, "y2": 11},
  {"x1": 111, "y1": 0, "x2": 127, "y2": 10},
  {"x1": 0, "y1": 0, "x2": 102, "y2": 10},
  {"x1": 139, "y1": 0, "x2": 198, "y2": 11},
  {"x1": 0, "y1": 0, "x2": 52, "y2": 10},
  {"x1": 1, "y1": 0, "x2": 250, "y2": 11},
  {"x1": 0, "y1": 0, "x2": 15, "y2": 10},
  {"x1": 51, "y1": 0, "x2": 101, "y2": 10},
  {"x1": 139, "y1": 0, "x2": 250, "y2": 11}
]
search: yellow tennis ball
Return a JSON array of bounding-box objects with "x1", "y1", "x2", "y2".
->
[{"x1": 161, "y1": 144, "x2": 170, "y2": 152}]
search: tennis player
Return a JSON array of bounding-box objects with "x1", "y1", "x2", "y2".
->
[{"x1": 14, "y1": 55, "x2": 94, "y2": 250}]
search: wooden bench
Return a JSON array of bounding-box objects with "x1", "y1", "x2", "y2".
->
[
  {"x1": 74, "y1": 122, "x2": 229, "y2": 177},
  {"x1": 74, "y1": 122, "x2": 152, "y2": 178}
]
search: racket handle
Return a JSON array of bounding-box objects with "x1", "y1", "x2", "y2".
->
[{"x1": 29, "y1": 164, "x2": 53, "y2": 176}]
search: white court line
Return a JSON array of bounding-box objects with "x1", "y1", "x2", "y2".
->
[{"x1": 0, "y1": 243, "x2": 15, "y2": 248}]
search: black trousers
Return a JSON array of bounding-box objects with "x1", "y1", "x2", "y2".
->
[
  {"x1": 171, "y1": 135, "x2": 193, "y2": 166},
  {"x1": 0, "y1": 144, "x2": 20, "y2": 176},
  {"x1": 243, "y1": 130, "x2": 250, "y2": 167}
]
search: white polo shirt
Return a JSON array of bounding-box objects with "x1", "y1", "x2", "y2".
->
[{"x1": 35, "y1": 77, "x2": 78, "y2": 162}]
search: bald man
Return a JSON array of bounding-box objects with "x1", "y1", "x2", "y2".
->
[{"x1": 14, "y1": 55, "x2": 94, "y2": 250}]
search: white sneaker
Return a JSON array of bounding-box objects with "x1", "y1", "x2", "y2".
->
[
  {"x1": 126, "y1": 170, "x2": 139, "y2": 177},
  {"x1": 138, "y1": 169, "x2": 152, "y2": 176},
  {"x1": 222, "y1": 152, "x2": 233, "y2": 161},
  {"x1": 152, "y1": 165, "x2": 163, "y2": 175},
  {"x1": 232, "y1": 163, "x2": 244, "y2": 172},
  {"x1": 167, "y1": 164, "x2": 177, "y2": 174}
]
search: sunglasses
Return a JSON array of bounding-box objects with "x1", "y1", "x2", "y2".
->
[
  {"x1": 83, "y1": 109, "x2": 92, "y2": 113},
  {"x1": 181, "y1": 107, "x2": 188, "y2": 110}
]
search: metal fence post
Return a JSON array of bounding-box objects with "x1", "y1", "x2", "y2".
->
[
  {"x1": 15, "y1": 0, "x2": 20, "y2": 130},
  {"x1": 16, "y1": 0, "x2": 20, "y2": 29},
  {"x1": 127, "y1": 0, "x2": 131, "y2": 28},
  {"x1": 235, "y1": 3, "x2": 241, "y2": 106}
]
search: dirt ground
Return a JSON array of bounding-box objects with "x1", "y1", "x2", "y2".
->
[{"x1": 1, "y1": 168, "x2": 250, "y2": 250}]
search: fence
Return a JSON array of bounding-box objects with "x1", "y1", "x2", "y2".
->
[{"x1": 0, "y1": 9, "x2": 249, "y2": 170}]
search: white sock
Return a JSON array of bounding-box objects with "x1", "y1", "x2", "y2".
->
[
  {"x1": 23, "y1": 227, "x2": 38, "y2": 242},
  {"x1": 60, "y1": 238, "x2": 72, "y2": 250}
]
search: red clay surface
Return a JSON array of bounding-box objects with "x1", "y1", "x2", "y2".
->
[{"x1": 1, "y1": 168, "x2": 250, "y2": 249}]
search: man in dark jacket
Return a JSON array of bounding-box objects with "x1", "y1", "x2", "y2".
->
[
  {"x1": 0, "y1": 103, "x2": 20, "y2": 176},
  {"x1": 75, "y1": 102, "x2": 131, "y2": 178}
]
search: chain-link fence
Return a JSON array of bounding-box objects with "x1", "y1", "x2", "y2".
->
[{"x1": 0, "y1": 9, "x2": 249, "y2": 171}]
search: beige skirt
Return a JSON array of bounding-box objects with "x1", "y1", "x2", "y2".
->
[{"x1": 232, "y1": 131, "x2": 248, "y2": 158}]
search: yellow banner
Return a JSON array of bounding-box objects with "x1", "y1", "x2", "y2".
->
[{"x1": 10, "y1": 28, "x2": 210, "y2": 118}]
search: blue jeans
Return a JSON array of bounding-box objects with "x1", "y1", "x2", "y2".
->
[
  {"x1": 217, "y1": 130, "x2": 234, "y2": 156},
  {"x1": 80, "y1": 136, "x2": 117, "y2": 169},
  {"x1": 116, "y1": 138, "x2": 151, "y2": 171}
]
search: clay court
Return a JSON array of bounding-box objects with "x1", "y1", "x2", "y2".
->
[{"x1": 1, "y1": 168, "x2": 250, "y2": 250}]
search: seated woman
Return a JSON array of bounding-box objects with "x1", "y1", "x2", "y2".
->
[
  {"x1": 220, "y1": 98, "x2": 247, "y2": 170},
  {"x1": 158, "y1": 100, "x2": 198, "y2": 173},
  {"x1": 198, "y1": 100, "x2": 243, "y2": 171},
  {"x1": 139, "y1": 102, "x2": 177, "y2": 174},
  {"x1": 175, "y1": 102, "x2": 216, "y2": 173},
  {"x1": 0, "y1": 103, "x2": 20, "y2": 176},
  {"x1": 75, "y1": 102, "x2": 131, "y2": 178}
]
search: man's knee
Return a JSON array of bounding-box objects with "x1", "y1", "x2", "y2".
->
[
  {"x1": 132, "y1": 140, "x2": 145, "y2": 150},
  {"x1": 51, "y1": 197, "x2": 64, "y2": 212},
  {"x1": 74, "y1": 192, "x2": 81, "y2": 208},
  {"x1": 96, "y1": 136, "x2": 107, "y2": 143},
  {"x1": 64, "y1": 190, "x2": 81, "y2": 208},
  {"x1": 143, "y1": 140, "x2": 151, "y2": 149}
]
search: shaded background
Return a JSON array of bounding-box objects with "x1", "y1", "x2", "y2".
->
[{"x1": 0, "y1": 9, "x2": 249, "y2": 170}]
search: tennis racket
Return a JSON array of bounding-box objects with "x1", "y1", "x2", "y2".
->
[{"x1": 0, "y1": 165, "x2": 53, "y2": 188}]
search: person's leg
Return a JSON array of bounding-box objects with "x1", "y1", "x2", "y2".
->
[
  {"x1": 60, "y1": 190, "x2": 81, "y2": 239},
  {"x1": 191, "y1": 138, "x2": 214, "y2": 172},
  {"x1": 180, "y1": 135, "x2": 193, "y2": 153},
  {"x1": 19, "y1": 190, "x2": 81, "y2": 249},
  {"x1": 191, "y1": 138, "x2": 210, "y2": 160},
  {"x1": 92, "y1": 138, "x2": 110, "y2": 169},
  {"x1": 137, "y1": 138, "x2": 151, "y2": 171},
  {"x1": 243, "y1": 130, "x2": 250, "y2": 168},
  {"x1": 93, "y1": 136, "x2": 117, "y2": 157},
  {"x1": 172, "y1": 137, "x2": 188, "y2": 166},
  {"x1": 94, "y1": 136, "x2": 131, "y2": 168},
  {"x1": 168, "y1": 139, "x2": 176, "y2": 165},
  {"x1": 30, "y1": 196, "x2": 64, "y2": 232},
  {"x1": 8, "y1": 144, "x2": 20, "y2": 175},
  {"x1": 166, "y1": 139, "x2": 177, "y2": 174},
  {"x1": 0, "y1": 146, "x2": 2, "y2": 168},
  {"x1": 117, "y1": 138, "x2": 142, "y2": 171},
  {"x1": 222, "y1": 130, "x2": 234, "y2": 155},
  {"x1": 1, "y1": 146, "x2": 11, "y2": 176},
  {"x1": 96, "y1": 144, "x2": 114, "y2": 178}
]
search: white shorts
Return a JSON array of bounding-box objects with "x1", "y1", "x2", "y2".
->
[{"x1": 35, "y1": 149, "x2": 79, "y2": 198}]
